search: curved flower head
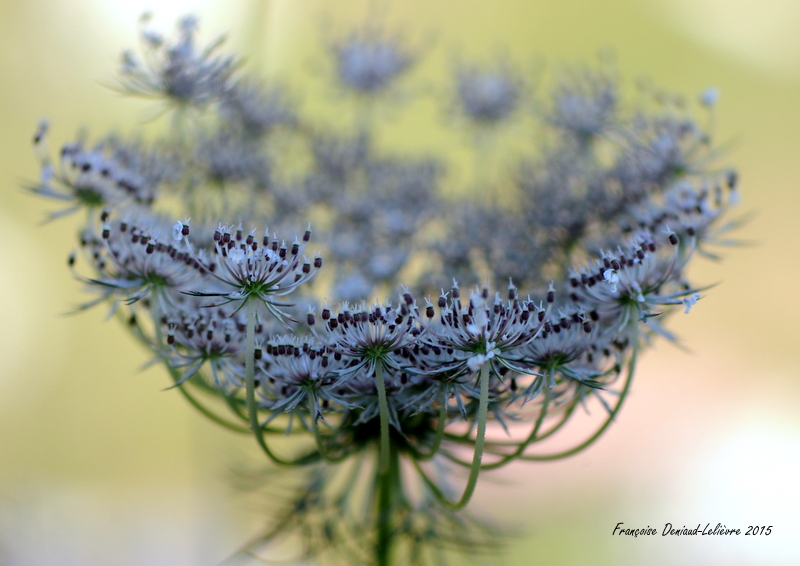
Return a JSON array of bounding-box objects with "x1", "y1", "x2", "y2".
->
[
  {"x1": 28, "y1": 125, "x2": 161, "y2": 219},
  {"x1": 454, "y1": 59, "x2": 523, "y2": 126},
  {"x1": 310, "y1": 295, "x2": 419, "y2": 384},
  {"x1": 420, "y1": 281, "x2": 549, "y2": 379},
  {"x1": 86, "y1": 217, "x2": 200, "y2": 307},
  {"x1": 330, "y1": 26, "x2": 416, "y2": 96},
  {"x1": 511, "y1": 304, "x2": 603, "y2": 402},
  {"x1": 183, "y1": 224, "x2": 322, "y2": 323},
  {"x1": 118, "y1": 13, "x2": 236, "y2": 107},
  {"x1": 549, "y1": 65, "x2": 618, "y2": 142},
  {"x1": 259, "y1": 336, "x2": 352, "y2": 419},
  {"x1": 568, "y1": 229, "x2": 707, "y2": 344},
  {"x1": 26, "y1": 15, "x2": 742, "y2": 563},
  {"x1": 163, "y1": 306, "x2": 246, "y2": 390}
]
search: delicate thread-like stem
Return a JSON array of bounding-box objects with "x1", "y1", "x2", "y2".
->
[
  {"x1": 413, "y1": 362, "x2": 490, "y2": 511},
  {"x1": 476, "y1": 396, "x2": 578, "y2": 452},
  {"x1": 312, "y1": 414, "x2": 352, "y2": 463},
  {"x1": 245, "y1": 298, "x2": 319, "y2": 466},
  {"x1": 521, "y1": 345, "x2": 637, "y2": 462},
  {"x1": 173, "y1": 378, "x2": 250, "y2": 434},
  {"x1": 441, "y1": 387, "x2": 553, "y2": 469},
  {"x1": 375, "y1": 361, "x2": 391, "y2": 474},
  {"x1": 410, "y1": 392, "x2": 448, "y2": 461},
  {"x1": 375, "y1": 442, "x2": 399, "y2": 566},
  {"x1": 441, "y1": 380, "x2": 566, "y2": 449},
  {"x1": 481, "y1": 387, "x2": 550, "y2": 469},
  {"x1": 130, "y1": 301, "x2": 251, "y2": 435}
]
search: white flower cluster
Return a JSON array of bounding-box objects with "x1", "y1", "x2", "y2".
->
[{"x1": 28, "y1": 14, "x2": 740, "y2": 563}]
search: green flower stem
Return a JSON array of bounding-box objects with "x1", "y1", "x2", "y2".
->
[
  {"x1": 190, "y1": 380, "x2": 302, "y2": 435},
  {"x1": 481, "y1": 396, "x2": 579, "y2": 454},
  {"x1": 519, "y1": 397, "x2": 578, "y2": 442},
  {"x1": 375, "y1": 442, "x2": 400, "y2": 566},
  {"x1": 221, "y1": 393, "x2": 251, "y2": 423},
  {"x1": 408, "y1": 393, "x2": 448, "y2": 461},
  {"x1": 172, "y1": 373, "x2": 250, "y2": 434},
  {"x1": 440, "y1": 387, "x2": 552, "y2": 469},
  {"x1": 221, "y1": 393, "x2": 296, "y2": 432},
  {"x1": 441, "y1": 395, "x2": 578, "y2": 450},
  {"x1": 443, "y1": 424, "x2": 476, "y2": 442},
  {"x1": 520, "y1": 345, "x2": 637, "y2": 462},
  {"x1": 480, "y1": 387, "x2": 550, "y2": 469},
  {"x1": 440, "y1": 389, "x2": 551, "y2": 469},
  {"x1": 441, "y1": 353, "x2": 634, "y2": 468},
  {"x1": 375, "y1": 361, "x2": 391, "y2": 474},
  {"x1": 312, "y1": 415, "x2": 354, "y2": 464},
  {"x1": 244, "y1": 298, "x2": 320, "y2": 466},
  {"x1": 412, "y1": 363, "x2": 491, "y2": 512},
  {"x1": 120, "y1": 301, "x2": 254, "y2": 434}
]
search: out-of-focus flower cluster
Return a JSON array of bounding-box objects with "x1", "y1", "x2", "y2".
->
[{"x1": 28, "y1": 14, "x2": 739, "y2": 564}]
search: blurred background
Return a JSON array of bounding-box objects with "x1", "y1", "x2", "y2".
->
[{"x1": 1, "y1": 0, "x2": 799, "y2": 564}]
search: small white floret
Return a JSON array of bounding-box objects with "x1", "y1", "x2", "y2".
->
[
  {"x1": 700, "y1": 87, "x2": 719, "y2": 107},
  {"x1": 467, "y1": 347, "x2": 497, "y2": 372},
  {"x1": 603, "y1": 269, "x2": 619, "y2": 294},
  {"x1": 682, "y1": 293, "x2": 701, "y2": 314}
]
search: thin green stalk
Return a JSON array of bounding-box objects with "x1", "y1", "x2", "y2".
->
[
  {"x1": 181, "y1": 373, "x2": 306, "y2": 434},
  {"x1": 172, "y1": 376, "x2": 250, "y2": 433},
  {"x1": 208, "y1": 384, "x2": 303, "y2": 435},
  {"x1": 120, "y1": 296, "x2": 254, "y2": 434},
  {"x1": 521, "y1": 346, "x2": 637, "y2": 462},
  {"x1": 244, "y1": 298, "x2": 320, "y2": 466},
  {"x1": 409, "y1": 392, "x2": 447, "y2": 461},
  {"x1": 312, "y1": 416, "x2": 353, "y2": 463},
  {"x1": 441, "y1": 387, "x2": 575, "y2": 449},
  {"x1": 481, "y1": 387, "x2": 550, "y2": 469},
  {"x1": 375, "y1": 443, "x2": 400, "y2": 566},
  {"x1": 412, "y1": 363, "x2": 491, "y2": 512},
  {"x1": 221, "y1": 393, "x2": 251, "y2": 422},
  {"x1": 523, "y1": 396, "x2": 579, "y2": 442},
  {"x1": 375, "y1": 361, "x2": 391, "y2": 474},
  {"x1": 440, "y1": 387, "x2": 552, "y2": 469},
  {"x1": 478, "y1": 396, "x2": 579, "y2": 453}
]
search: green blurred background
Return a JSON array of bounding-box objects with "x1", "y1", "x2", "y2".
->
[{"x1": 1, "y1": 0, "x2": 799, "y2": 564}]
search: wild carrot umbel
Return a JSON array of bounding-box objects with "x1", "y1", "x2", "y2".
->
[{"x1": 28, "y1": 13, "x2": 741, "y2": 565}]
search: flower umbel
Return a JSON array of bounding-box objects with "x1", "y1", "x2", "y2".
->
[
  {"x1": 183, "y1": 224, "x2": 321, "y2": 322},
  {"x1": 27, "y1": 13, "x2": 741, "y2": 566}
]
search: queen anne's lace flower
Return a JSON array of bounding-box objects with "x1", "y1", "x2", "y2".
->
[
  {"x1": 28, "y1": 14, "x2": 741, "y2": 565},
  {"x1": 28, "y1": 124, "x2": 163, "y2": 219},
  {"x1": 311, "y1": 297, "x2": 419, "y2": 384},
  {"x1": 258, "y1": 336, "x2": 351, "y2": 418},
  {"x1": 454, "y1": 61, "x2": 522, "y2": 125},
  {"x1": 549, "y1": 66, "x2": 618, "y2": 141},
  {"x1": 118, "y1": 14, "x2": 236, "y2": 106},
  {"x1": 330, "y1": 27, "x2": 416, "y2": 95},
  {"x1": 183, "y1": 225, "x2": 321, "y2": 322},
  {"x1": 164, "y1": 307, "x2": 246, "y2": 389},
  {"x1": 420, "y1": 282, "x2": 547, "y2": 376}
]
